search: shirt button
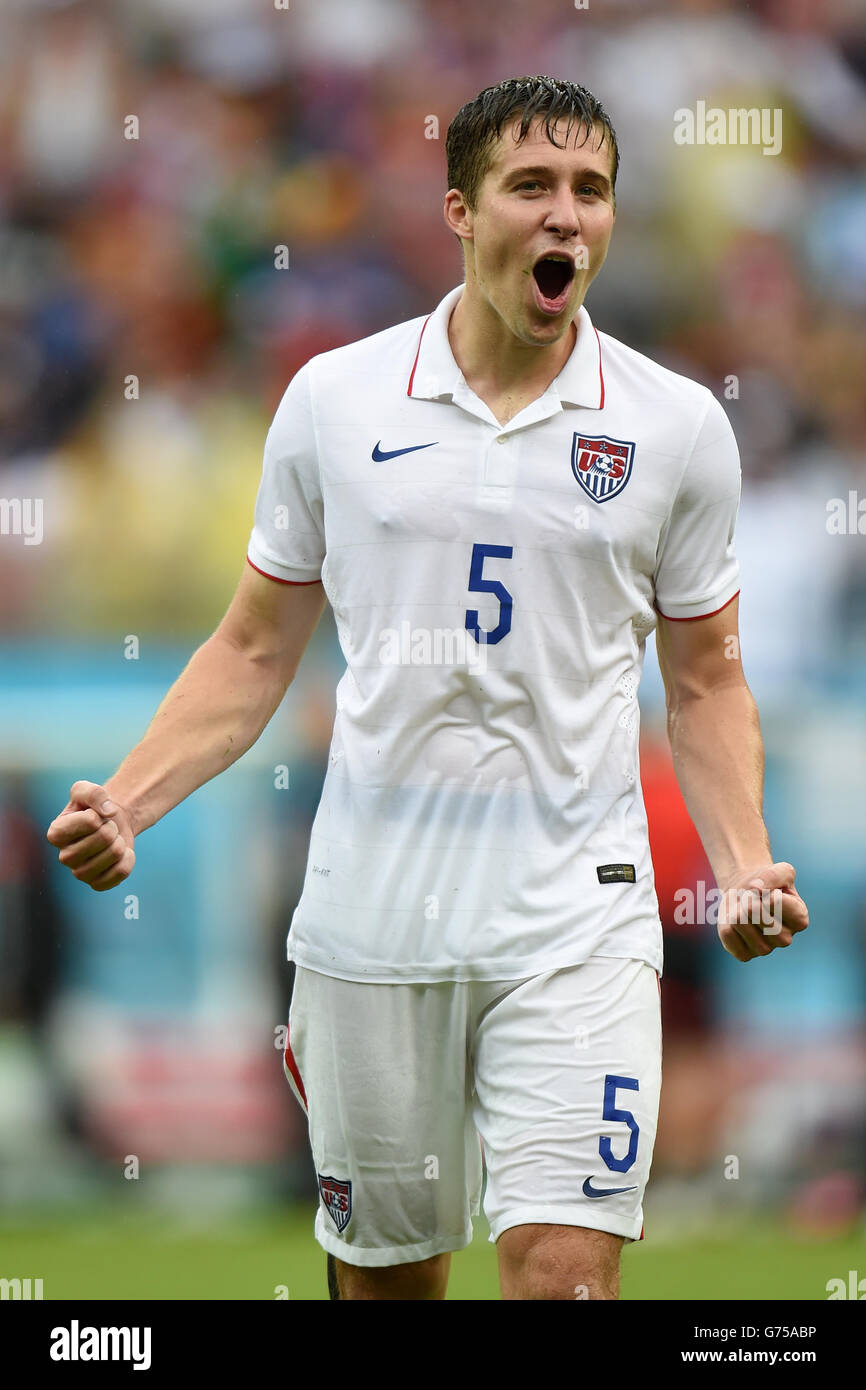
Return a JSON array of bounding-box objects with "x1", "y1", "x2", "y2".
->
[{"x1": 496, "y1": 435, "x2": 506, "y2": 443}]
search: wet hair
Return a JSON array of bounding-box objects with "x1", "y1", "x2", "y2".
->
[{"x1": 445, "y1": 75, "x2": 619, "y2": 211}]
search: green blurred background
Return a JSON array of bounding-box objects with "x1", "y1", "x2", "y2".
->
[{"x1": 3, "y1": 1205, "x2": 863, "y2": 1300}]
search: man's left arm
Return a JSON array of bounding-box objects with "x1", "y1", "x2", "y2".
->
[{"x1": 655, "y1": 594, "x2": 810, "y2": 962}]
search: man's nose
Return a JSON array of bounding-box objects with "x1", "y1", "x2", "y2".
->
[{"x1": 544, "y1": 186, "x2": 580, "y2": 238}]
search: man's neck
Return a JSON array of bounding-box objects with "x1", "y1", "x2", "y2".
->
[{"x1": 447, "y1": 284, "x2": 578, "y2": 424}]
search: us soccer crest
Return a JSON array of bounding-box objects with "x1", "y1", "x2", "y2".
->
[
  {"x1": 571, "y1": 434, "x2": 635, "y2": 503},
  {"x1": 318, "y1": 1174, "x2": 352, "y2": 1233}
]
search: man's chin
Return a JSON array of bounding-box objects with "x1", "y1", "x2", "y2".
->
[
  {"x1": 478, "y1": 281, "x2": 578, "y2": 347},
  {"x1": 519, "y1": 306, "x2": 577, "y2": 345}
]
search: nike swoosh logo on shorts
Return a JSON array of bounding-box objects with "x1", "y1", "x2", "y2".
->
[
  {"x1": 372, "y1": 440, "x2": 438, "y2": 461},
  {"x1": 582, "y1": 1177, "x2": 639, "y2": 1199}
]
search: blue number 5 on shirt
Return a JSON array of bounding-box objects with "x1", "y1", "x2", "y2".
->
[{"x1": 465, "y1": 543, "x2": 513, "y2": 645}]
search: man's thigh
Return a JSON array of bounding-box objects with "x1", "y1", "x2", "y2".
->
[
  {"x1": 284, "y1": 966, "x2": 483, "y2": 1267},
  {"x1": 472, "y1": 955, "x2": 662, "y2": 1260}
]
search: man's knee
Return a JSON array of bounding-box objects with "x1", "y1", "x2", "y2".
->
[
  {"x1": 332, "y1": 1250, "x2": 450, "y2": 1300},
  {"x1": 497, "y1": 1223, "x2": 624, "y2": 1300}
]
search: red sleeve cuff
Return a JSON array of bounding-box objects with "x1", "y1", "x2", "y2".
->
[
  {"x1": 246, "y1": 557, "x2": 322, "y2": 586},
  {"x1": 655, "y1": 590, "x2": 739, "y2": 622}
]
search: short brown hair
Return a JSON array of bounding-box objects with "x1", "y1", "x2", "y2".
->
[{"x1": 446, "y1": 75, "x2": 619, "y2": 211}]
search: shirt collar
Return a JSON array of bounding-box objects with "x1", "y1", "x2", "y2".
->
[{"x1": 406, "y1": 283, "x2": 605, "y2": 411}]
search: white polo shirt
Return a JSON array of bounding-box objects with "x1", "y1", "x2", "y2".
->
[{"x1": 247, "y1": 283, "x2": 741, "y2": 982}]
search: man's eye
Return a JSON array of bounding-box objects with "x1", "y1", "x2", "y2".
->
[{"x1": 516, "y1": 182, "x2": 600, "y2": 195}]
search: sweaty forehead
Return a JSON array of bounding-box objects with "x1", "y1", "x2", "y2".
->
[{"x1": 489, "y1": 116, "x2": 610, "y2": 175}]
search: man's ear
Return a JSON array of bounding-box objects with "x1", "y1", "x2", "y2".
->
[{"x1": 444, "y1": 188, "x2": 473, "y2": 243}]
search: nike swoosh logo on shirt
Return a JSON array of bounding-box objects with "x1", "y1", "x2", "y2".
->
[
  {"x1": 582, "y1": 1177, "x2": 639, "y2": 1199},
  {"x1": 372, "y1": 440, "x2": 438, "y2": 461}
]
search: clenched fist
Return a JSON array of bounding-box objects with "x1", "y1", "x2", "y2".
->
[
  {"x1": 716, "y1": 860, "x2": 809, "y2": 962},
  {"x1": 46, "y1": 781, "x2": 136, "y2": 891}
]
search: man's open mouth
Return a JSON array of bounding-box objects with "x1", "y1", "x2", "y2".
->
[{"x1": 531, "y1": 255, "x2": 575, "y2": 314}]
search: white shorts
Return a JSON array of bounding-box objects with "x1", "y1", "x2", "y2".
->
[{"x1": 282, "y1": 955, "x2": 662, "y2": 1267}]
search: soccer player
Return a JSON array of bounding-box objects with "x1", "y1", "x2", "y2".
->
[{"x1": 47, "y1": 76, "x2": 809, "y2": 1301}]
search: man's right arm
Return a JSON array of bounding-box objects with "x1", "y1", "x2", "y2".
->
[{"x1": 46, "y1": 563, "x2": 327, "y2": 891}]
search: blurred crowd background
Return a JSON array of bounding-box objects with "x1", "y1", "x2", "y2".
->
[{"x1": 1, "y1": 0, "x2": 865, "y2": 1267}]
